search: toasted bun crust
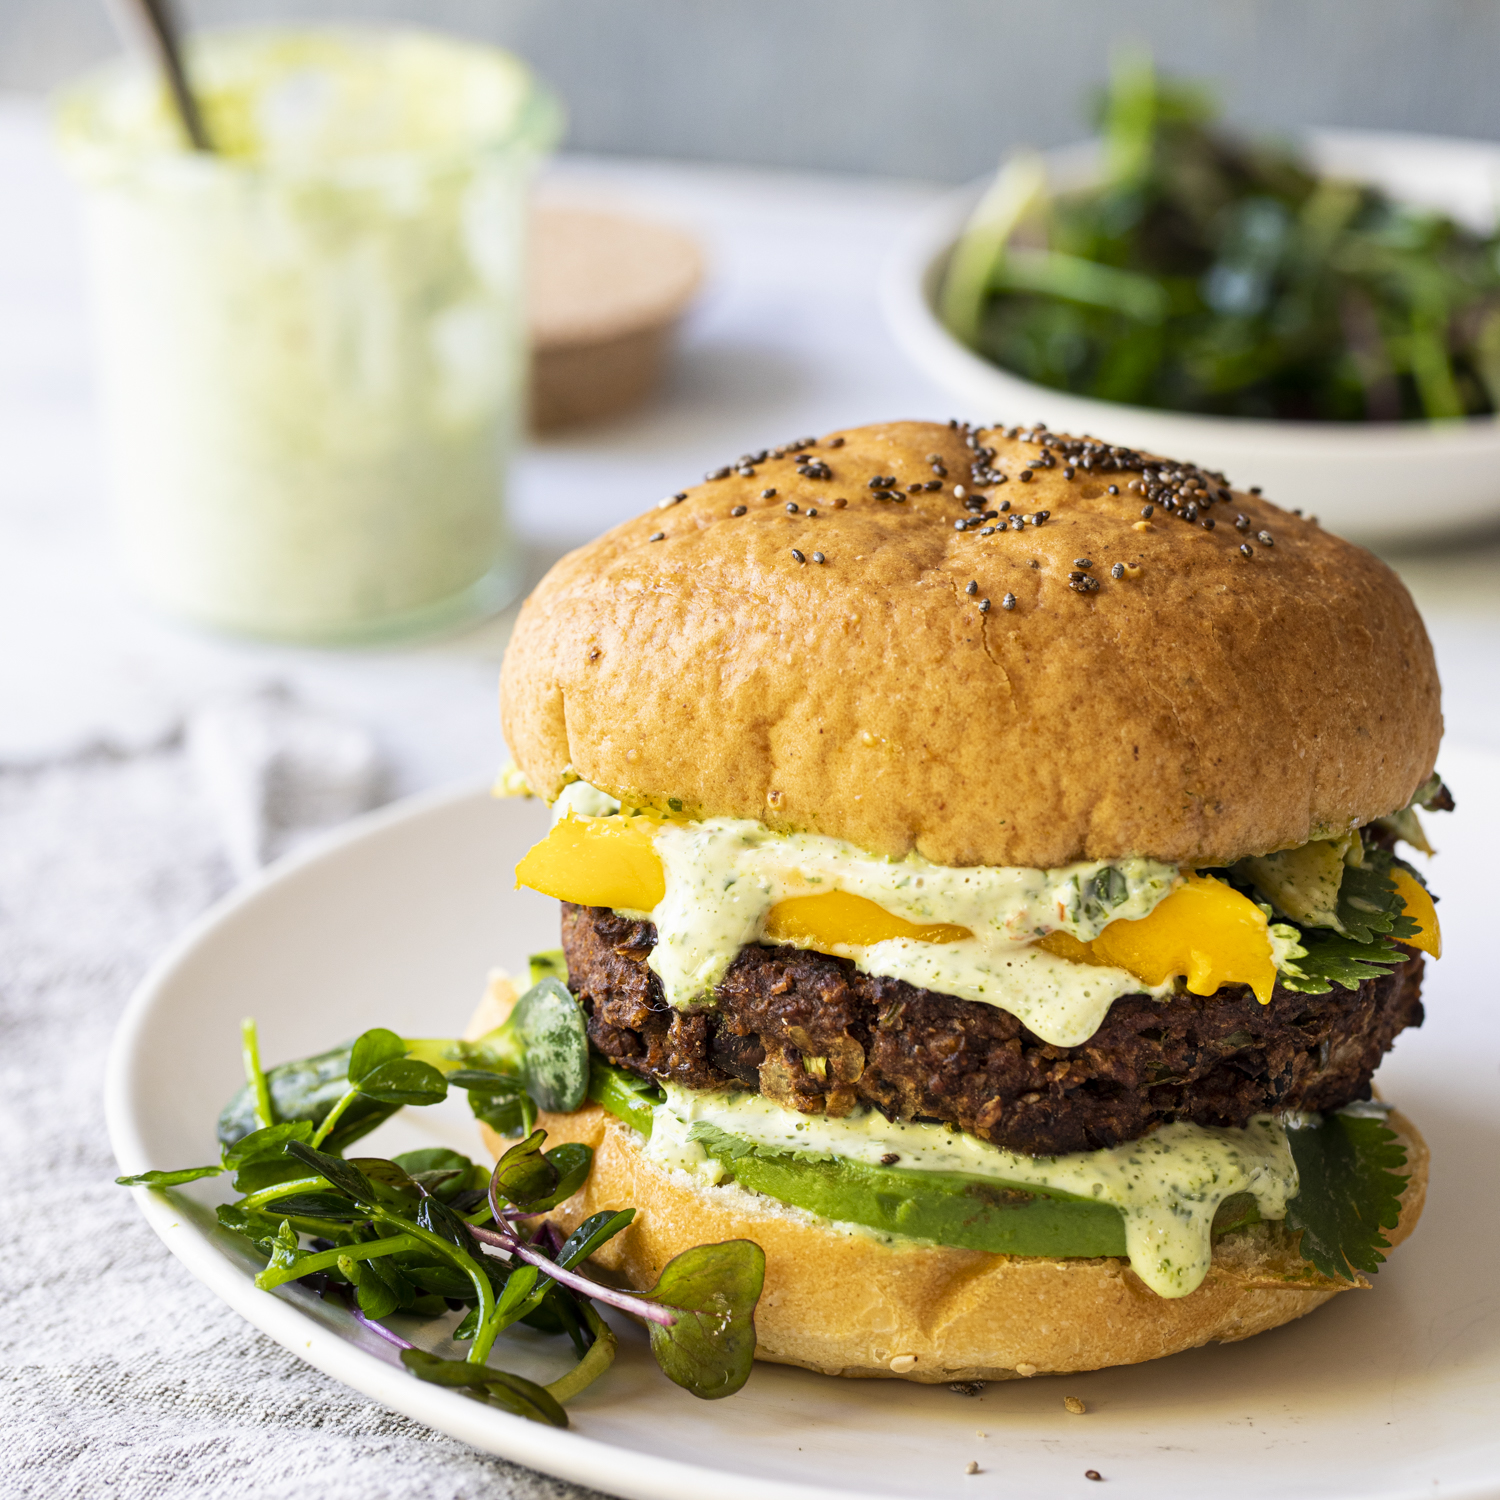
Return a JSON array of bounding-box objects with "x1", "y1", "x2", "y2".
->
[
  {"x1": 500, "y1": 420, "x2": 1440, "y2": 868},
  {"x1": 483, "y1": 1103, "x2": 1426, "y2": 1383}
]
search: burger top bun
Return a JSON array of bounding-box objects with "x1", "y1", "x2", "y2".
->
[{"x1": 501, "y1": 419, "x2": 1440, "y2": 869}]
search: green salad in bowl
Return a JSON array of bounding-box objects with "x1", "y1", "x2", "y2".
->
[
  {"x1": 884, "y1": 54, "x2": 1500, "y2": 541},
  {"x1": 941, "y1": 53, "x2": 1500, "y2": 425}
]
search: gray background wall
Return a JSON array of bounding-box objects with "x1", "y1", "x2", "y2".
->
[{"x1": 4, "y1": 0, "x2": 1498, "y2": 179}]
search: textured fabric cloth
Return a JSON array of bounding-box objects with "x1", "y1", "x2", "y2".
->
[{"x1": 0, "y1": 739, "x2": 604, "y2": 1500}]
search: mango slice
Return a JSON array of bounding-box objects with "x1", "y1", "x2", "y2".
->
[
  {"x1": 764, "y1": 890, "x2": 971, "y2": 948},
  {"x1": 1035, "y1": 929, "x2": 1112, "y2": 967},
  {"x1": 514, "y1": 815, "x2": 665, "y2": 911},
  {"x1": 1043, "y1": 875, "x2": 1278, "y2": 1003},
  {"x1": 516, "y1": 816, "x2": 1290, "y2": 1003},
  {"x1": 1092, "y1": 874, "x2": 1277, "y2": 1003},
  {"x1": 1391, "y1": 867, "x2": 1441, "y2": 958}
]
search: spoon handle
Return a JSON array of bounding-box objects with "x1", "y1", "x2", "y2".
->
[{"x1": 121, "y1": 0, "x2": 214, "y2": 152}]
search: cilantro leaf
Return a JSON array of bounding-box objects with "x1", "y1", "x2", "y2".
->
[
  {"x1": 1278, "y1": 929, "x2": 1411, "y2": 994},
  {"x1": 1335, "y1": 851, "x2": 1419, "y2": 946},
  {"x1": 1284, "y1": 1113, "x2": 1409, "y2": 1281}
]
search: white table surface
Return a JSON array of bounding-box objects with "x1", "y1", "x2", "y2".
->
[{"x1": 5, "y1": 91, "x2": 1497, "y2": 789}]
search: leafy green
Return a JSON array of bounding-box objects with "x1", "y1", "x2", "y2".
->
[
  {"x1": 639, "y1": 1240, "x2": 765, "y2": 1400},
  {"x1": 1335, "y1": 855, "x2": 1419, "y2": 946},
  {"x1": 285, "y1": 1140, "x2": 378, "y2": 1203},
  {"x1": 127, "y1": 1013, "x2": 764, "y2": 1419},
  {"x1": 348, "y1": 1027, "x2": 407, "y2": 1082},
  {"x1": 449, "y1": 1069, "x2": 536, "y2": 1140},
  {"x1": 222, "y1": 1121, "x2": 315, "y2": 1168},
  {"x1": 528, "y1": 949, "x2": 569, "y2": 987},
  {"x1": 1284, "y1": 1112, "x2": 1409, "y2": 1281},
  {"x1": 471, "y1": 977, "x2": 590, "y2": 1114},
  {"x1": 945, "y1": 50, "x2": 1500, "y2": 422},
  {"x1": 487, "y1": 1129, "x2": 593, "y2": 1214},
  {"x1": 218, "y1": 1040, "x2": 401, "y2": 1155},
  {"x1": 1226, "y1": 840, "x2": 1423, "y2": 994},
  {"x1": 1279, "y1": 929, "x2": 1412, "y2": 994},
  {"x1": 399, "y1": 1349, "x2": 568, "y2": 1427},
  {"x1": 587, "y1": 1058, "x2": 663, "y2": 1135},
  {"x1": 115, "y1": 1164, "x2": 224, "y2": 1188}
]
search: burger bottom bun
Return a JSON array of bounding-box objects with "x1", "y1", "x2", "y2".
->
[{"x1": 477, "y1": 1103, "x2": 1426, "y2": 1385}]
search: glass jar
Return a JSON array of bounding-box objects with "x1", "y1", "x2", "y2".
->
[{"x1": 56, "y1": 27, "x2": 560, "y2": 643}]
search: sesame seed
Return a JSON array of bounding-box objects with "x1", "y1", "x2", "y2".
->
[
  {"x1": 674, "y1": 492, "x2": 687, "y2": 501},
  {"x1": 954, "y1": 484, "x2": 968, "y2": 500},
  {"x1": 1009, "y1": 516, "x2": 1024, "y2": 531},
  {"x1": 1258, "y1": 530, "x2": 1274, "y2": 546},
  {"x1": 812, "y1": 551, "x2": 825, "y2": 564},
  {"x1": 806, "y1": 508, "x2": 818, "y2": 517},
  {"x1": 926, "y1": 479, "x2": 943, "y2": 491},
  {"x1": 1086, "y1": 1471, "x2": 1103, "y2": 1482},
  {"x1": 1240, "y1": 543, "x2": 1253, "y2": 558},
  {"x1": 1107, "y1": 484, "x2": 1119, "y2": 495},
  {"x1": 979, "y1": 526, "x2": 995, "y2": 535},
  {"x1": 907, "y1": 483, "x2": 923, "y2": 494},
  {"x1": 707, "y1": 467, "x2": 730, "y2": 481},
  {"x1": 833, "y1": 497, "x2": 847, "y2": 509},
  {"x1": 1031, "y1": 512, "x2": 1048, "y2": 526},
  {"x1": 786, "y1": 502, "x2": 799, "y2": 513},
  {"x1": 1064, "y1": 1397, "x2": 1087, "y2": 1415},
  {"x1": 999, "y1": 500, "x2": 1011, "y2": 512},
  {"x1": 1250, "y1": 485, "x2": 1262, "y2": 495},
  {"x1": 954, "y1": 519, "x2": 968, "y2": 531},
  {"x1": 979, "y1": 598, "x2": 991, "y2": 613},
  {"x1": 1111, "y1": 562, "x2": 1125, "y2": 579},
  {"x1": 1074, "y1": 558, "x2": 1093, "y2": 569},
  {"x1": 1235, "y1": 514, "x2": 1251, "y2": 532},
  {"x1": 762, "y1": 488, "x2": 777, "y2": 499},
  {"x1": 880, "y1": 1152, "x2": 899, "y2": 1165},
  {"x1": 731, "y1": 505, "x2": 747, "y2": 517},
  {"x1": 966, "y1": 1462, "x2": 980, "y2": 1476},
  {"x1": 1019, "y1": 471, "x2": 1034, "y2": 483},
  {"x1": 649, "y1": 532, "x2": 664, "y2": 542},
  {"x1": 791, "y1": 548, "x2": 805, "y2": 563},
  {"x1": 830, "y1": 436, "x2": 844, "y2": 447},
  {"x1": 1002, "y1": 593, "x2": 1017, "y2": 610},
  {"x1": 1064, "y1": 466, "x2": 1075, "y2": 479},
  {"x1": 965, "y1": 580, "x2": 978, "y2": 595},
  {"x1": 1141, "y1": 505, "x2": 1154, "y2": 518},
  {"x1": 1202, "y1": 517, "x2": 1215, "y2": 530}
]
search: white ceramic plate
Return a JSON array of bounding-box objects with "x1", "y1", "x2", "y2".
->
[
  {"x1": 107, "y1": 755, "x2": 1500, "y2": 1500},
  {"x1": 882, "y1": 131, "x2": 1500, "y2": 545}
]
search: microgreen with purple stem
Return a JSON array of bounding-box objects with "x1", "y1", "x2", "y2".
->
[{"x1": 116, "y1": 969, "x2": 766, "y2": 1423}]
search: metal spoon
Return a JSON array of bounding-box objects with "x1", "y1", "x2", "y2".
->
[{"x1": 111, "y1": 0, "x2": 214, "y2": 152}]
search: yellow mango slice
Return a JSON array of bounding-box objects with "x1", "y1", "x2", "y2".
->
[
  {"x1": 514, "y1": 815, "x2": 666, "y2": 911},
  {"x1": 1041, "y1": 876, "x2": 1278, "y2": 1003},
  {"x1": 1391, "y1": 867, "x2": 1441, "y2": 958},
  {"x1": 1091, "y1": 874, "x2": 1278, "y2": 1003},
  {"x1": 1035, "y1": 929, "x2": 1111, "y2": 967},
  {"x1": 764, "y1": 890, "x2": 971, "y2": 948}
]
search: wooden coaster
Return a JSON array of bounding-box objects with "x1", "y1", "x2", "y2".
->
[{"x1": 527, "y1": 204, "x2": 704, "y2": 431}]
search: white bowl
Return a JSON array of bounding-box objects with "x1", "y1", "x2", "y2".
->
[{"x1": 882, "y1": 130, "x2": 1500, "y2": 544}]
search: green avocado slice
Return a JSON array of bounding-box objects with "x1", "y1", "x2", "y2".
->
[
  {"x1": 586, "y1": 1059, "x2": 1266, "y2": 1259},
  {"x1": 588, "y1": 1061, "x2": 1133, "y2": 1256},
  {"x1": 693, "y1": 1122, "x2": 1129, "y2": 1256}
]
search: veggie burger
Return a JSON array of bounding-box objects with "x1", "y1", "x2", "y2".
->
[{"x1": 493, "y1": 418, "x2": 1445, "y2": 1383}]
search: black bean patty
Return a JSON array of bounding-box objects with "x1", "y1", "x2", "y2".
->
[{"x1": 562, "y1": 902, "x2": 1424, "y2": 1157}]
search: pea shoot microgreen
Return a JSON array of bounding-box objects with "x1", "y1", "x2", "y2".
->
[{"x1": 116, "y1": 975, "x2": 765, "y2": 1423}]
